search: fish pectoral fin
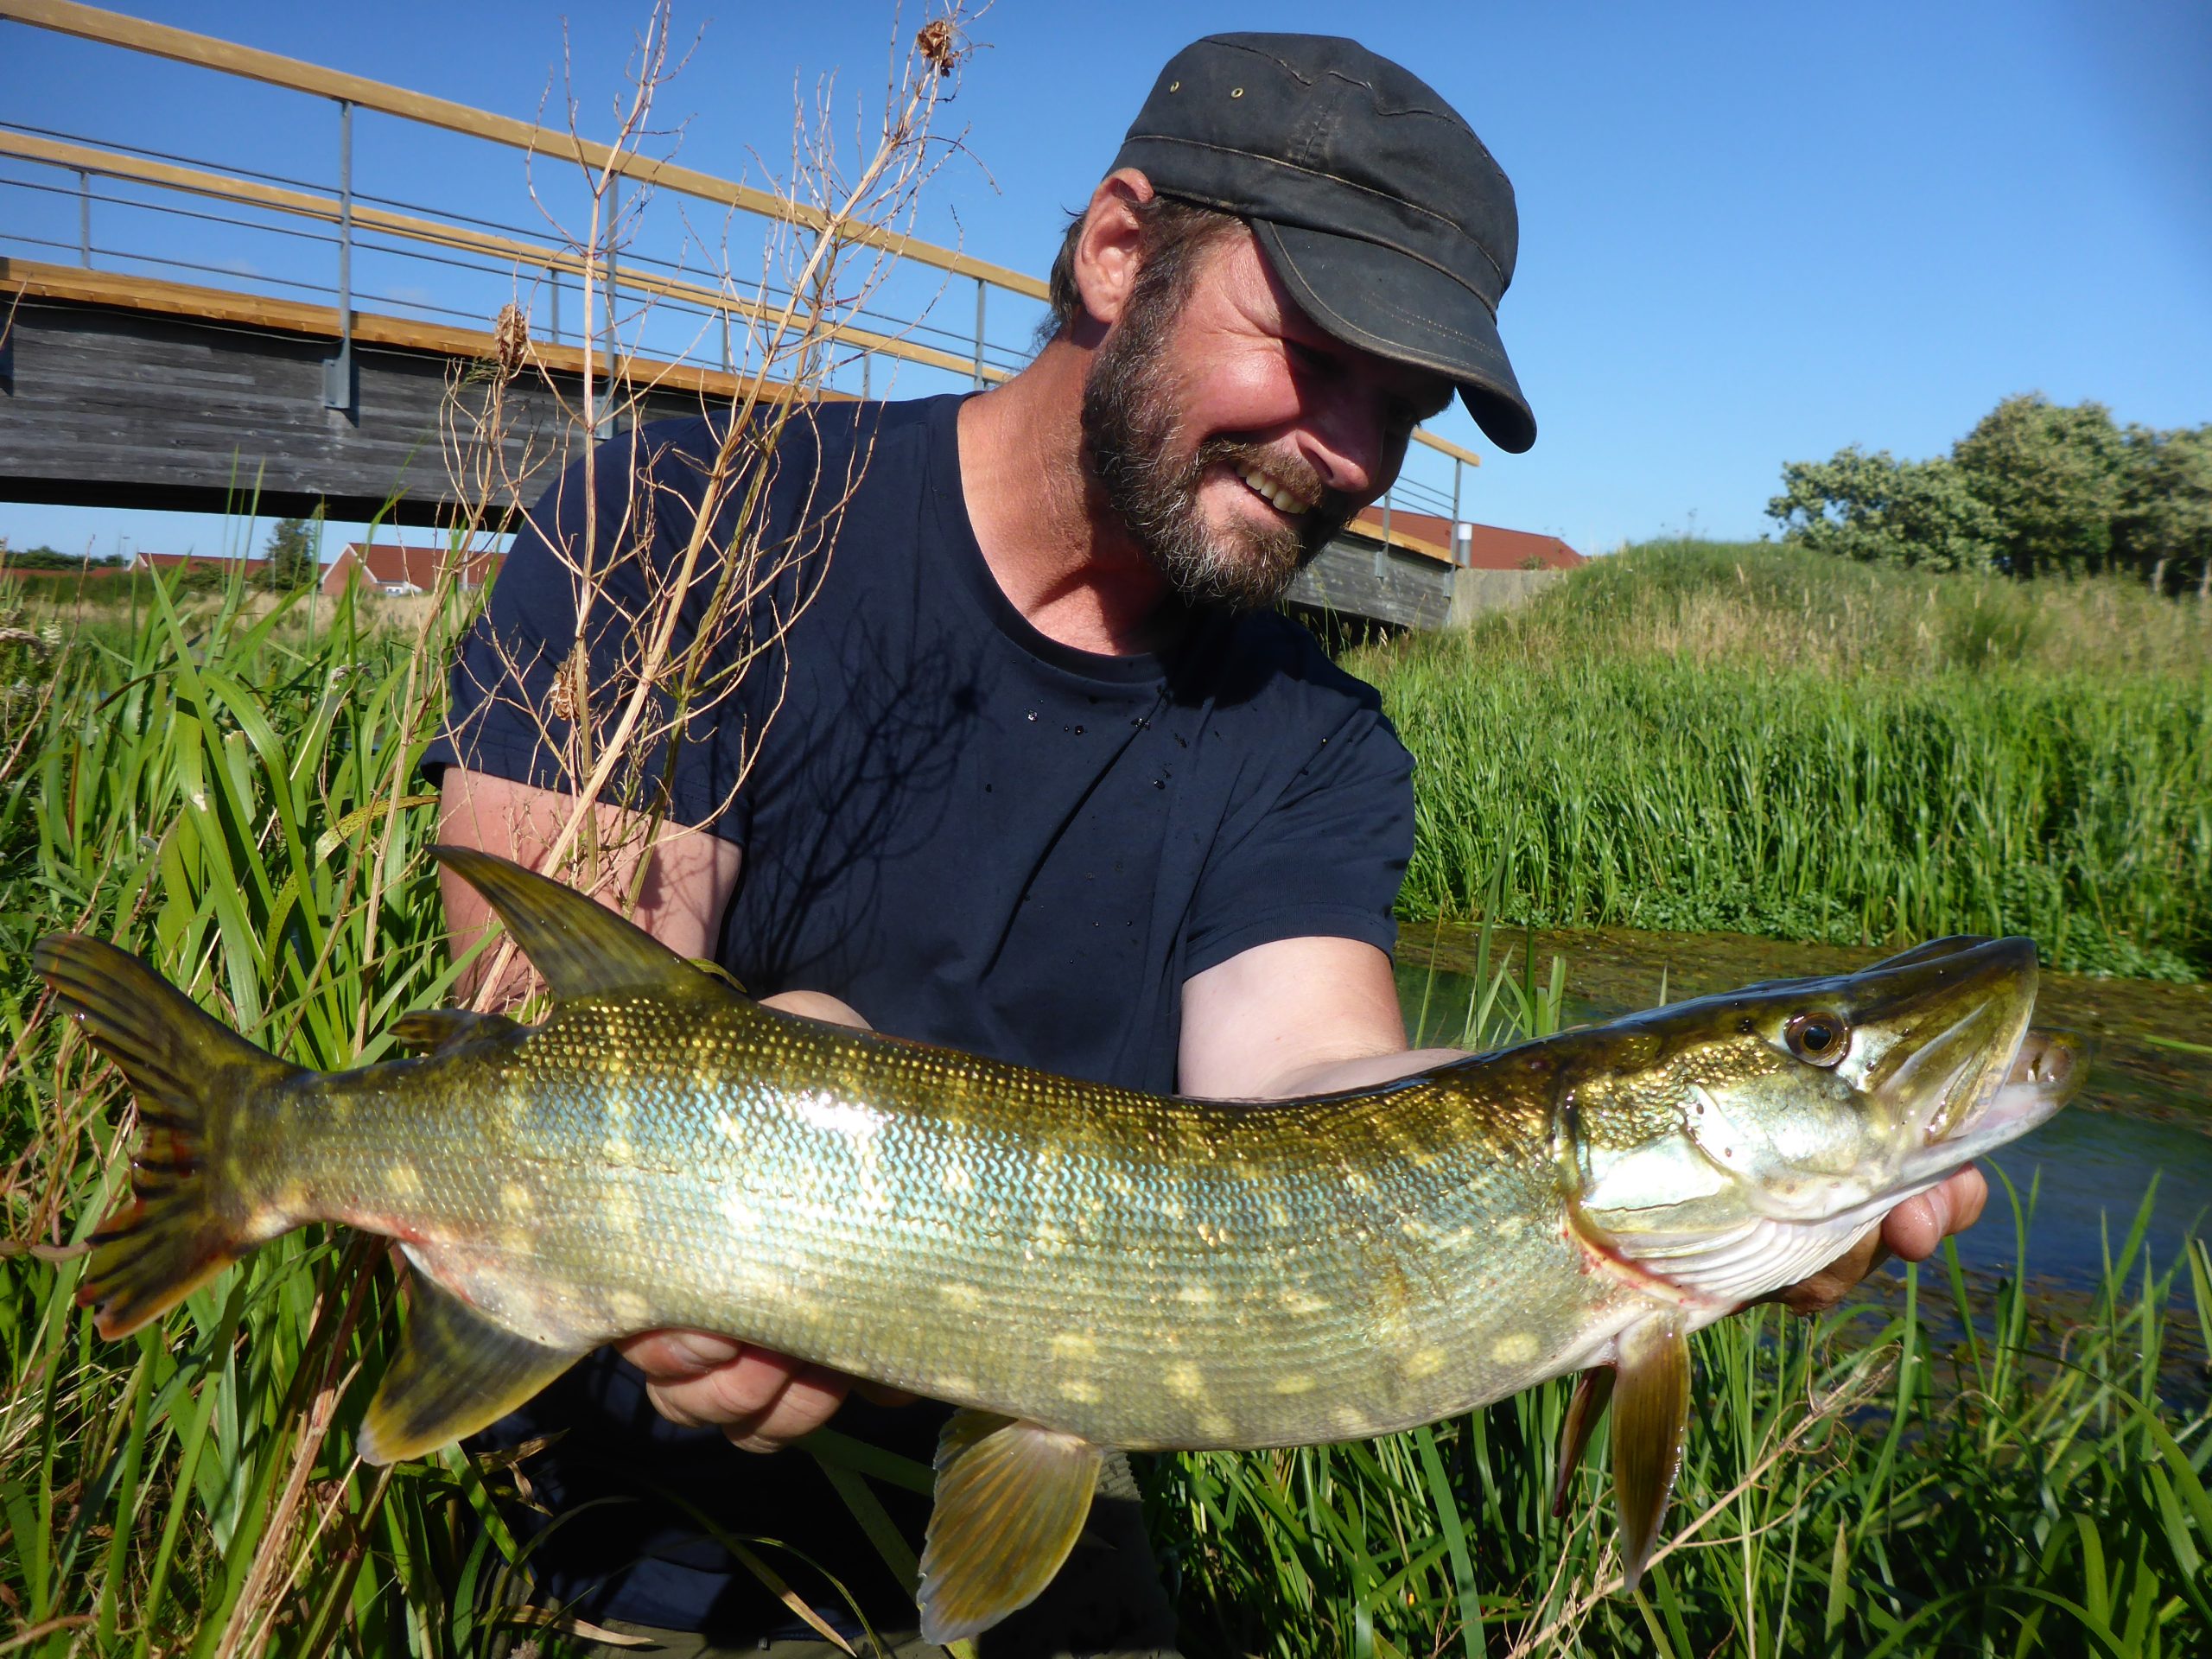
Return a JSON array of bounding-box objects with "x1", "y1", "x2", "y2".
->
[
  {"x1": 357, "y1": 1275, "x2": 583, "y2": 1465},
  {"x1": 1611, "y1": 1314, "x2": 1691, "y2": 1592},
  {"x1": 389, "y1": 1008, "x2": 526, "y2": 1054},
  {"x1": 917, "y1": 1409, "x2": 1104, "y2": 1644},
  {"x1": 431, "y1": 845, "x2": 741, "y2": 1004},
  {"x1": 1551, "y1": 1364, "x2": 1617, "y2": 1519}
]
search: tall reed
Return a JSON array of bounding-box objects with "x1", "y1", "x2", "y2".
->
[{"x1": 1357, "y1": 542, "x2": 2212, "y2": 981}]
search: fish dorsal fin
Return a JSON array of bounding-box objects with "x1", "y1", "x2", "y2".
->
[
  {"x1": 433, "y1": 844, "x2": 723, "y2": 1002},
  {"x1": 917, "y1": 1409, "x2": 1104, "y2": 1643},
  {"x1": 390, "y1": 1008, "x2": 525, "y2": 1054},
  {"x1": 1551, "y1": 1364, "x2": 1617, "y2": 1520},
  {"x1": 1611, "y1": 1314, "x2": 1691, "y2": 1592},
  {"x1": 357, "y1": 1274, "x2": 584, "y2": 1465}
]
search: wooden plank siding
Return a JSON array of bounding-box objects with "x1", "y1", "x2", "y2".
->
[{"x1": 0, "y1": 262, "x2": 833, "y2": 525}]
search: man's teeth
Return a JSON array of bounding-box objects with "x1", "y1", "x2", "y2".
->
[{"x1": 1239, "y1": 466, "x2": 1309, "y2": 517}]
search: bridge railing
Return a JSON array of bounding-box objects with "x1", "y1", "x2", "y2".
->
[{"x1": 0, "y1": 0, "x2": 1482, "y2": 557}]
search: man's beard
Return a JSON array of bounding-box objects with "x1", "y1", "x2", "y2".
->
[{"x1": 1081, "y1": 296, "x2": 1352, "y2": 612}]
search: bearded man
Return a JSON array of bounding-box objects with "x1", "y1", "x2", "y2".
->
[{"x1": 428, "y1": 33, "x2": 1986, "y2": 1656}]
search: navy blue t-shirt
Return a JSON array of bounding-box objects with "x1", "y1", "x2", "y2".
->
[{"x1": 423, "y1": 392, "x2": 1415, "y2": 1634}]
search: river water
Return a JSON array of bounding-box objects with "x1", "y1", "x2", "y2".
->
[{"x1": 1393, "y1": 922, "x2": 2212, "y2": 1293}]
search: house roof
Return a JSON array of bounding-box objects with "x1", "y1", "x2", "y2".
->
[
  {"x1": 1350, "y1": 509, "x2": 1585, "y2": 570},
  {"x1": 132, "y1": 550, "x2": 262, "y2": 574},
  {"x1": 330, "y1": 542, "x2": 503, "y2": 590}
]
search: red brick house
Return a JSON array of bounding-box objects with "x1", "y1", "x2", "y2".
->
[{"x1": 321, "y1": 542, "x2": 503, "y2": 600}]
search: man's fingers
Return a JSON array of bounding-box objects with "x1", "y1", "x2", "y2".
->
[
  {"x1": 1881, "y1": 1166, "x2": 1989, "y2": 1262},
  {"x1": 723, "y1": 1365, "x2": 852, "y2": 1452},
  {"x1": 620, "y1": 1330, "x2": 857, "y2": 1448}
]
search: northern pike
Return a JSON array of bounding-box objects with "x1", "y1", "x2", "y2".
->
[{"x1": 36, "y1": 848, "x2": 2084, "y2": 1641}]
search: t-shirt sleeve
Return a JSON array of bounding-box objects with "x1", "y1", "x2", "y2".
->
[
  {"x1": 1180, "y1": 683, "x2": 1415, "y2": 977},
  {"x1": 421, "y1": 416, "x2": 772, "y2": 846}
]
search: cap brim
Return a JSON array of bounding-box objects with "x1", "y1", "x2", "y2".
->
[{"x1": 1252, "y1": 220, "x2": 1536, "y2": 454}]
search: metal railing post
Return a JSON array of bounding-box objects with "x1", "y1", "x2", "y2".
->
[
  {"x1": 972, "y1": 277, "x2": 987, "y2": 388},
  {"x1": 77, "y1": 168, "x2": 90, "y2": 266},
  {"x1": 548, "y1": 265, "x2": 560, "y2": 344},
  {"x1": 602, "y1": 174, "x2": 621, "y2": 378},
  {"x1": 1450, "y1": 458, "x2": 1464, "y2": 565},
  {"x1": 322, "y1": 98, "x2": 354, "y2": 412},
  {"x1": 1376, "y1": 488, "x2": 1391, "y2": 580},
  {"x1": 861, "y1": 351, "x2": 871, "y2": 402}
]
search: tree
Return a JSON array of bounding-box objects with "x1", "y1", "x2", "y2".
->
[
  {"x1": 263, "y1": 516, "x2": 322, "y2": 590},
  {"x1": 1949, "y1": 394, "x2": 2126, "y2": 578},
  {"x1": 1766, "y1": 445, "x2": 2000, "y2": 570},
  {"x1": 2115, "y1": 423, "x2": 2212, "y2": 597}
]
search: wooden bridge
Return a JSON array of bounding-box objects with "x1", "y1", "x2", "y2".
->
[{"x1": 0, "y1": 1, "x2": 1491, "y2": 629}]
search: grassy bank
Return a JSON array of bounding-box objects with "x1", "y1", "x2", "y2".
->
[
  {"x1": 1355, "y1": 540, "x2": 2212, "y2": 981},
  {"x1": 1, "y1": 569, "x2": 2207, "y2": 1655}
]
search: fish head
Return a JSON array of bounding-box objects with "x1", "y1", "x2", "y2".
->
[{"x1": 1558, "y1": 936, "x2": 2085, "y2": 1308}]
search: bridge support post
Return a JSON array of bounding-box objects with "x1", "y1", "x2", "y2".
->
[
  {"x1": 972, "y1": 278, "x2": 986, "y2": 387},
  {"x1": 322, "y1": 99, "x2": 356, "y2": 416}
]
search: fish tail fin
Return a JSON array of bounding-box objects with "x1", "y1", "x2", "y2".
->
[{"x1": 35, "y1": 934, "x2": 308, "y2": 1338}]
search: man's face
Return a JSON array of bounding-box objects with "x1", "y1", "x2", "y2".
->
[{"x1": 1082, "y1": 228, "x2": 1455, "y2": 611}]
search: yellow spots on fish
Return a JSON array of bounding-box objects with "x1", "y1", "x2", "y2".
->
[
  {"x1": 1328, "y1": 1402, "x2": 1373, "y2": 1436},
  {"x1": 941, "y1": 1159, "x2": 975, "y2": 1195},
  {"x1": 1156, "y1": 1192, "x2": 1186, "y2": 1223},
  {"x1": 1163, "y1": 1361, "x2": 1207, "y2": 1400},
  {"x1": 1271, "y1": 1373, "x2": 1319, "y2": 1396},
  {"x1": 937, "y1": 1281, "x2": 985, "y2": 1311},
  {"x1": 938, "y1": 1372, "x2": 978, "y2": 1397},
  {"x1": 714, "y1": 1108, "x2": 745, "y2": 1147},
  {"x1": 1198, "y1": 1411, "x2": 1235, "y2": 1440},
  {"x1": 1050, "y1": 1332, "x2": 1098, "y2": 1361},
  {"x1": 1340, "y1": 1168, "x2": 1375, "y2": 1196},
  {"x1": 717, "y1": 1191, "x2": 760, "y2": 1236},
  {"x1": 1491, "y1": 1332, "x2": 1540, "y2": 1365},
  {"x1": 1262, "y1": 1200, "x2": 1292, "y2": 1230},
  {"x1": 386, "y1": 1165, "x2": 423, "y2": 1200},
  {"x1": 1279, "y1": 1287, "x2": 1332, "y2": 1318},
  {"x1": 1402, "y1": 1346, "x2": 1452, "y2": 1382},
  {"x1": 605, "y1": 1132, "x2": 635, "y2": 1163},
  {"x1": 604, "y1": 1183, "x2": 642, "y2": 1236},
  {"x1": 500, "y1": 1180, "x2": 534, "y2": 1217},
  {"x1": 1174, "y1": 1282, "x2": 1216, "y2": 1307},
  {"x1": 609, "y1": 1290, "x2": 652, "y2": 1326},
  {"x1": 1057, "y1": 1376, "x2": 1103, "y2": 1405}
]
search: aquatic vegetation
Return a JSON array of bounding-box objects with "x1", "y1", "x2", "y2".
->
[{"x1": 1360, "y1": 540, "x2": 2212, "y2": 981}]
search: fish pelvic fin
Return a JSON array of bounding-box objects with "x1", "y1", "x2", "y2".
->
[
  {"x1": 432, "y1": 844, "x2": 737, "y2": 1004},
  {"x1": 1552, "y1": 1364, "x2": 1617, "y2": 1520},
  {"x1": 917, "y1": 1409, "x2": 1104, "y2": 1644},
  {"x1": 1611, "y1": 1314, "x2": 1691, "y2": 1593},
  {"x1": 35, "y1": 934, "x2": 308, "y2": 1339},
  {"x1": 358, "y1": 1274, "x2": 584, "y2": 1465}
]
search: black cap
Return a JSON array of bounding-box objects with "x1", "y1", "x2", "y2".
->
[{"x1": 1112, "y1": 34, "x2": 1535, "y2": 454}]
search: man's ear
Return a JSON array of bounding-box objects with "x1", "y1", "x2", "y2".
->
[{"x1": 1068, "y1": 168, "x2": 1155, "y2": 333}]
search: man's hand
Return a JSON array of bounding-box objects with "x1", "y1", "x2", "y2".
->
[
  {"x1": 622, "y1": 987, "x2": 912, "y2": 1453},
  {"x1": 1768, "y1": 1165, "x2": 1990, "y2": 1315}
]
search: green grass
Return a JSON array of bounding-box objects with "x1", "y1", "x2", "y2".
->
[
  {"x1": 1354, "y1": 540, "x2": 2212, "y2": 981},
  {"x1": 1, "y1": 558, "x2": 2206, "y2": 1656}
]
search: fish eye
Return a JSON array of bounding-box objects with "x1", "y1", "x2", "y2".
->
[{"x1": 1784, "y1": 1011, "x2": 1850, "y2": 1066}]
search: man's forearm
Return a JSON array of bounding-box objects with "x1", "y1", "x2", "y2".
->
[{"x1": 1252, "y1": 1045, "x2": 1471, "y2": 1101}]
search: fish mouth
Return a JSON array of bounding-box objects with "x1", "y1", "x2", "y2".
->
[{"x1": 1897, "y1": 1024, "x2": 2086, "y2": 1181}]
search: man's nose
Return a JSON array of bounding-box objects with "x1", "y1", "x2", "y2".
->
[{"x1": 1299, "y1": 393, "x2": 1396, "y2": 503}]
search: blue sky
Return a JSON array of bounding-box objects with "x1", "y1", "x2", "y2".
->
[{"x1": 3, "y1": 0, "x2": 2207, "y2": 563}]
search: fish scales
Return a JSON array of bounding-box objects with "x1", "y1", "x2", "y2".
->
[{"x1": 250, "y1": 986, "x2": 1624, "y2": 1450}]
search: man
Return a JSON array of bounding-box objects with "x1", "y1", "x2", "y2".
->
[{"x1": 429, "y1": 33, "x2": 1986, "y2": 1654}]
